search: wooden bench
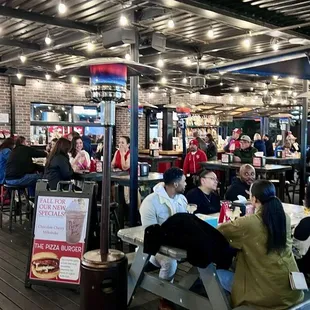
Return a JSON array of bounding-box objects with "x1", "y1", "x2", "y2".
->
[{"x1": 118, "y1": 226, "x2": 310, "y2": 310}]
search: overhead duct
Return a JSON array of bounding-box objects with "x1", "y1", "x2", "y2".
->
[{"x1": 102, "y1": 28, "x2": 136, "y2": 49}]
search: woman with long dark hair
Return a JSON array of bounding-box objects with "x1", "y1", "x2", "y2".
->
[
  {"x1": 218, "y1": 180, "x2": 304, "y2": 309},
  {"x1": 69, "y1": 136, "x2": 90, "y2": 172},
  {"x1": 44, "y1": 138, "x2": 73, "y2": 190},
  {"x1": 205, "y1": 133, "x2": 217, "y2": 160},
  {"x1": 186, "y1": 169, "x2": 220, "y2": 214},
  {"x1": 0, "y1": 137, "x2": 15, "y2": 184}
]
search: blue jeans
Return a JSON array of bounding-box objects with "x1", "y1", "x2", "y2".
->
[
  {"x1": 217, "y1": 269, "x2": 234, "y2": 293},
  {"x1": 6, "y1": 174, "x2": 40, "y2": 197}
]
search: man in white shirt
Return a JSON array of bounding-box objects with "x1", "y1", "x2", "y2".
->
[{"x1": 140, "y1": 167, "x2": 187, "y2": 310}]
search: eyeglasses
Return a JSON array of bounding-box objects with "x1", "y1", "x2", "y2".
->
[{"x1": 203, "y1": 177, "x2": 219, "y2": 183}]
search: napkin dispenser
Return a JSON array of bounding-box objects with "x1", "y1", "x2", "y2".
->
[
  {"x1": 253, "y1": 156, "x2": 266, "y2": 167},
  {"x1": 221, "y1": 153, "x2": 234, "y2": 163},
  {"x1": 149, "y1": 149, "x2": 159, "y2": 157},
  {"x1": 276, "y1": 150, "x2": 285, "y2": 158}
]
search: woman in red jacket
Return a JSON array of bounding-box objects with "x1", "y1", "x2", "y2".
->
[{"x1": 183, "y1": 139, "x2": 207, "y2": 192}]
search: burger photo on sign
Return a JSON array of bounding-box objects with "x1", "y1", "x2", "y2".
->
[{"x1": 31, "y1": 252, "x2": 60, "y2": 280}]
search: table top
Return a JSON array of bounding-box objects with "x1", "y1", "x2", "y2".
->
[
  {"x1": 74, "y1": 171, "x2": 164, "y2": 185},
  {"x1": 138, "y1": 155, "x2": 178, "y2": 161},
  {"x1": 201, "y1": 160, "x2": 292, "y2": 172},
  {"x1": 265, "y1": 157, "x2": 301, "y2": 165}
]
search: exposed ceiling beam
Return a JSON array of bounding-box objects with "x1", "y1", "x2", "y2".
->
[
  {"x1": 149, "y1": 0, "x2": 310, "y2": 40},
  {"x1": 0, "y1": 6, "x2": 98, "y2": 34}
]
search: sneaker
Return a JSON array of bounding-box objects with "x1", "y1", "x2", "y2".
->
[{"x1": 158, "y1": 298, "x2": 175, "y2": 310}]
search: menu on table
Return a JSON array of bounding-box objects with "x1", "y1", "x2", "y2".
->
[{"x1": 29, "y1": 196, "x2": 89, "y2": 285}]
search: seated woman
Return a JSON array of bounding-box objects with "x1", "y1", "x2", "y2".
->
[
  {"x1": 218, "y1": 180, "x2": 304, "y2": 309},
  {"x1": 44, "y1": 138, "x2": 74, "y2": 190},
  {"x1": 5, "y1": 136, "x2": 47, "y2": 198},
  {"x1": 186, "y1": 170, "x2": 220, "y2": 215},
  {"x1": 69, "y1": 136, "x2": 91, "y2": 172},
  {"x1": 111, "y1": 136, "x2": 130, "y2": 171},
  {"x1": 293, "y1": 183, "x2": 310, "y2": 276},
  {"x1": 253, "y1": 133, "x2": 266, "y2": 155},
  {"x1": 46, "y1": 138, "x2": 58, "y2": 153},
  {"x1": 0, "y1": 137, "x2": 15, "y2": 184}
]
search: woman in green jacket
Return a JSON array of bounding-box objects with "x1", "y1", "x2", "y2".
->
[{"x1": 218, "y1": 180, "x2": 304, "y2": 309}]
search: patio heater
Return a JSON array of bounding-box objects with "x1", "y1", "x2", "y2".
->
[{"x1": 61, "y1": 58, "x2": 160, "y2": 309}]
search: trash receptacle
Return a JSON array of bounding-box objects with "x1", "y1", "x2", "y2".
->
[{"x1": 80, "y1": 249, "x2": 128, "y2": 310}]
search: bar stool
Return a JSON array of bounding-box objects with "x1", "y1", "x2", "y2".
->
[{"x1": 0, "y1": 184, "x2": 32, "y2": 232}]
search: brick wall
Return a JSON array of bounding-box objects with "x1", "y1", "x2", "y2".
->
[{"x1": 0, "y1": 76, "x2": 12, "y2": 133}]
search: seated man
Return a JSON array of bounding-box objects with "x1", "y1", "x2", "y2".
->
[
  {"x1": 233, "y1": 135, "x2": 257, "y2": 164},
  {"x1": 225, "y1": 164, "x2": 256, "y2": 201},
  {"x1": 140, "y1": 167, "x2": 187, "y2": 310}
]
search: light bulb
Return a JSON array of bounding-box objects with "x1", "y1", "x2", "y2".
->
[
  {"x1": 182, "y1": 77, "x2": 187, "y2": 84},
  {"x1": 154, "y1": 86, "x2": 159, "y2": 91},
  {"x1": 272, "y1": 42, "x2": 279, "y2": 51},
  {"x1": 58, "y1": 2, "x2": 67, "y2": 14},
  {"x1": 125, "y1": 53, "x2": 131, "y2": 60},
  {"x1": 207, "y1": 28, "x2": 214, "y2": 39},
  {"x1": 289, "y1": 77, "x2": 295, "y2": 84},
  {"x1": 250, "y1": 87, "x2": 254, "y2": 91},
  {"x1": 87, "y1": 42, "x2": 95, "y2": 52},
  {"x1": 242, "y1": 37, "x2": 251, "y2": 49},
  {"x1": 45, "y1": 35, "x2": 52, "y2": 45},
  {"x1": 184, "y1": 58, "x2": 191, "y2": 66},
  {"x1": 119, "y1": 15, "x2": 128, "y2": 26},
  {"x1": 55, "y1": 64, "x2": 61, "y2": 71},
  {"x1": 20, "y1": 55, "x2": 26, "y2": 63},
  {"x1": 45, "y1": 74, "x2": 51, "y2": 80},
  {"x1": 234, "y1": 86, "x2": 239, "y2": 92},
  {"x1": 160, "y1": 77, "x2": 167, "y2": 84},
  {"x1": 71, "y1": 76, "x2": 77, "y2": 83},
  {"x1": 172, "y1": 88, "x2": 176, "y2": 93},
  {"x1": 138, "y1": 84, "x2": 141, "y2": 89},
  {"x1": 275, "y1": 89, "x2": 281, "y2": 96},
  {"x1": 157, "y1": 58, "x2": 164, "y2": 68},
  {"x1": 220, "y1": 81, "x2": 223, "y2": 86},
  {"x1": 167, "y1": 19, "x2": 175, "y2": 29},
  {"x1": 16, "y1": 72, "x2": 22, "y2": 79}
]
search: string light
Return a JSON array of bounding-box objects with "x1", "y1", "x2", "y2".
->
[
  {"x1": 154, "y1": 86, "x2": 159, "y2": 91},
  {"x1": 71, "y1": 76, "x2": 78, "y2": 83},
  {"x1": 119, "y1": 15, "x2": 128, "y2": 26},
  {"x1": 167, "y1": 18, "x2": 175, "y2": 29},
  {"x1": 182, "y1": 77, "x2": 187, "y2": 84},
  {"x1": 20, "y1": 55, "x2": 26, "y2": 63},
  {"x1": 45, "y1": 74, "x2": 51, "y2": 80},
  {"x1": 157, "y1": 58, "x2": 164, "y2": 68},
  {"x1": 58, "y1": 2, "x2": 67, "y2": 14},
  {"x1": 250, "y1": 87, "x2": 254, "y2": 91},
  {"x1": 45, "y1": 32, "x2": 52, "y2": 45},
  {"x1": 242, "y1": 37, "x2": 252, "y2": 49},
  {"x1": 125, "y1": 53, "x2": 131, "y2": 60},
  {"x1": 207, "y1": 28, "x2": 214, "y2": 39},
  {"x1": 234, "y1": 86, "x2": 239, "y2": 92},
  {"x1": 55, "y1": 64, "x2": 61, "y2": 71},
  {"x1": 220, "y1": 81, "x2": 223, "y2": 86},
  {"x1": 172, "y1": 88, "x2": 176, "y2": 93},
  {"x1": 160, "y1": 77, "x2": 167, "y2": 84},
  {"x1": 87, "y1": 41, "x2": 95, "y2": 52}
]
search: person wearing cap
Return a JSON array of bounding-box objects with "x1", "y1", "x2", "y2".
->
[
  {"x1": 183, "y1": 139, "x2": 207, "y2": 192},
  {"x1": 233, "y1": 135, "x2": 258, "y2": 163},
  {"x1": 224, "y1": 128, "x2": 241, "y2": 153}
]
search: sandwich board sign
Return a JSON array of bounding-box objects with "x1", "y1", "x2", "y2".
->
[{"x1": 25, "y1": 180, "x2": 96, "y2": 289}]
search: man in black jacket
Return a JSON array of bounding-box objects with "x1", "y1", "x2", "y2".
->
[
  {"x1": 5, "y1": 136, "x2": 47, "y2": 197},
  {"x1": 263, "y1": 134, "x2": 274, "y2": 157},
  {"x1": 225, "y1": 164, "x2": 256, "y2": 201}
]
